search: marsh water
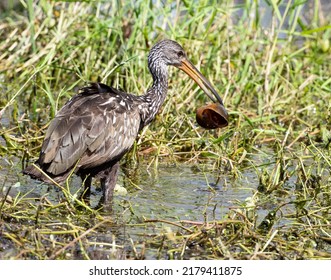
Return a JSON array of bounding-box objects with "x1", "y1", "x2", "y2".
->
[{"x1": 0, "y1": 146, "x2": 305, "y2": 259}]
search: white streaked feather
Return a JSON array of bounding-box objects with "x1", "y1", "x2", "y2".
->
[{"x1": 100, "y1": 97, "x2": 116, "y2": 106}]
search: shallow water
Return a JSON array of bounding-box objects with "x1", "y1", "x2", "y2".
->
[
  {"x1": 1, "y1": 154, "x2": 259, "y2": 259},
  {"x1": 1, "y1": 141, "x2": 330, "y2": 259}
]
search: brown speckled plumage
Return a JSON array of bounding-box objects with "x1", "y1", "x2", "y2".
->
[{"x1": 23, "y1": 40, "x2": 227, "y2": 204}]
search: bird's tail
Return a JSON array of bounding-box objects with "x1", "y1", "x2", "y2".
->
[
  {"x1": 23, "y1": 164, "x2": 64, "y2": 184},
  {"x1": 23, "y1": 164, "x2": 51, "y2": 183}
]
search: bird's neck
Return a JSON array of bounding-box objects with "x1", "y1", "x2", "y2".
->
[{"x1": 139, "y1": 65, "x2": 168, "y2": 127}]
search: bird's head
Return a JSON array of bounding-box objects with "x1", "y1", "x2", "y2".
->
[
  {"x1": 148, "y1": 39, "x2": 187, "y2": 67},
  {"x1": 149, "y1": 39, "x2": 224, "y2": 105},
  {"x1": 148, "y1": 39, "x2": 228, "y2": 128}
]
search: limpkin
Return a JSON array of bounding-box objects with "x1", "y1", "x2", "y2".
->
[{"x1": 23, "y1": 39, "x2": 228, "y2": 203}]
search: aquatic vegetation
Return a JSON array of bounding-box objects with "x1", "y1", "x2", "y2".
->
[{"x1": 0, "y1": 0, "x2": 330, "y2": 259}]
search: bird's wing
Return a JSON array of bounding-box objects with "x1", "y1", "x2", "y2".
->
[
  {"x1": 38, "y1": 83, "x2": 141, "y2": 175},
  {"x1": 79, "y1": 98, "x2": 141, "y2": 170}
]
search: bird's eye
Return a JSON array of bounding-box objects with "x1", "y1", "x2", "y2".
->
[{"x1": 177, "y1": 50, "x2": 184, "y2": 57}]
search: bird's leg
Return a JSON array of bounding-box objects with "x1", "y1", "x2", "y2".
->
[{"x1": 100, "y1": 161, "x2": 120, "y2": 204}]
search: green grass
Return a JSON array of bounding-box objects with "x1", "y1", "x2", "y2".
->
[{"x1": 0, "y1": 0, "x2": 330, "y2": 259}]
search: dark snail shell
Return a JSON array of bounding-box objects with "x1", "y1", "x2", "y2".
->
[{"x1": 196, "y1": 103, "x2": 229, "y2": 129}]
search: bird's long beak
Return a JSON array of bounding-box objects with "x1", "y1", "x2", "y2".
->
[{"x1": 178, "y1": 58, "x2": 224, "y2": 105}]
